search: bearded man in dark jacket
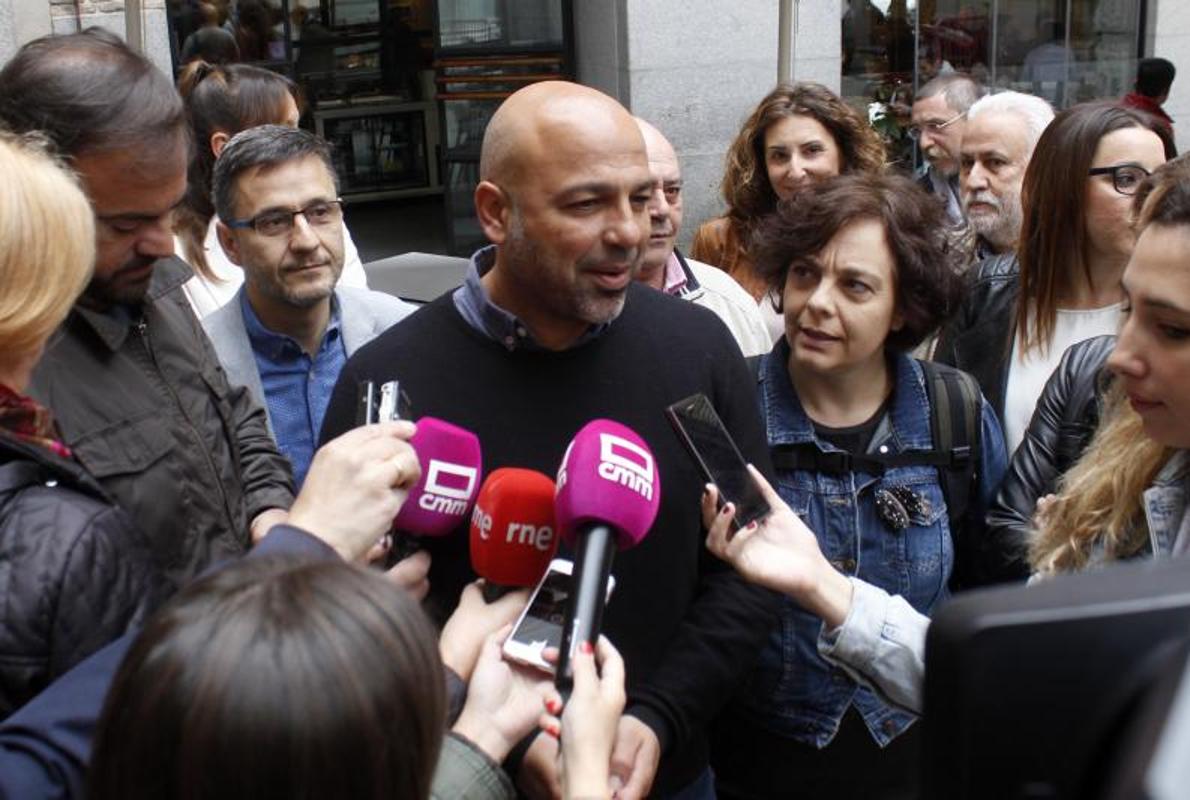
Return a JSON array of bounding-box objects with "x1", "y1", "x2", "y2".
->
[{"x1": 0, "y1": 30, "x2": 294, "y2": 588}]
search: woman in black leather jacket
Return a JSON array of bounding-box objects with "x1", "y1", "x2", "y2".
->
[
  {"x1": 982, "y1": 335, "x2": 1115, "y2": 580},
  {"x1": 0, "y1": 136, "x2": 163, "y2": 718},
  {"x1": 935, "y1": 103, "x2": 1174, "y2": 456}
]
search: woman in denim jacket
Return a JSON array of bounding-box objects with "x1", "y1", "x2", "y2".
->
[
  {"x1": 705, "y1": 155, "x2": 1190, "y2": 752},
  {"x1": 709, "y1": 173, "x2": 1007, "y2": 800}
]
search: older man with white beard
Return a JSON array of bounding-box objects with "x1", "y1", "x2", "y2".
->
[{"x1": 959, "y1": 91, "x2": 1054, "y2": 259}]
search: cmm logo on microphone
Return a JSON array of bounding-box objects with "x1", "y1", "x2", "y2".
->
[
  {"x1": 419, "y1": 460, "x2": 478, "y2": 516},
  {"x1": 596, "y1": 433, "x2": 654, "y2": 501}
]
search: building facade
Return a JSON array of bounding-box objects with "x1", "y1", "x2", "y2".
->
[{"x1": 1, "y1": 0, "x2": 1185, "y2": 251}]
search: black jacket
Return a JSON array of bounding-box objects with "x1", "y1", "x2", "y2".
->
[
  {"x1": 934, "y1": 253, "x2": 1020, "y2": 424},
  {"x1": 0, "y1": 432, "x2": 165, "y2": 719},
  {"x1": 29, "y1": 257, "x2": 294, "y2": 587},
  {"x1": 983, "y1": 335, "x2": 1116, "y2": 579}
]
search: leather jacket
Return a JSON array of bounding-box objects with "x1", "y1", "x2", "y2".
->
[
  {"x1": 985, "y1": 335, "x2": 1116, "y2": 579},
  {"x1": 29, "y1": 257, "x2": 295, "y2": 587},
  {"x1": 0, "y1": 432, "x2": 165, "y2": 718},
  {"x1": 933, "y1": 253, "x2": 1020, "y2": 424}
]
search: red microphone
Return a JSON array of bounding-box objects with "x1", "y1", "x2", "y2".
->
[{"x1": 469, "y1": 468, "x2": 559, "y2": 601}]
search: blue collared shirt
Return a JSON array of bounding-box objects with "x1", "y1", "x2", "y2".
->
[
  {"x1": 451, "y1": 245, "x2": 610, "y2": 350},
  {"x1": 240, "y1": 289, "x2": 346, "y2": 488}
]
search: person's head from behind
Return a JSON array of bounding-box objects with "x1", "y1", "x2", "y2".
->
[
  {"x1": 0, "y1": 28, "x2": 188, "y2": 309},
  {"x1": 633, "y1": 117, "x2": 684, "y2": 287},
  {"x1": 213, "y1": 125, "x2": 346, "y2": 315},
  {"x1": 911, "y1": 73, "x2": 984, "y2": 177},
  {"x1": 1032, "y1": 155, "x2": 1190, "y2": 575},
  {"x1": 474, "y1": 80, "x2": 655, "y2": 350},
  {"x1": 723, "y1": 82, "x2": 885, "y2": 225},
  {"x1": 1135, "y1": 57, "x2": 1176, "y2": 103},
  {"x1": 959, "y1": 91, "x2": 1054, "y2": 253},
  {"x1": 0, "y1": 134, "x2": 95, "y2": 392},
  {"x1": 754, "y1": 173, "x2": 964, "y2": 378},
  {"x1": 1015, "y1": 101, "x2": 1173, "y2": 354},
  {"x1": 89, "y1": 555, "x2": 446, "y2": 800}
]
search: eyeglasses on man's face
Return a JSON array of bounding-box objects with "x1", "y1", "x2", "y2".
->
[
  {"x1": 907, "y1": 111, "x2": 966, "y2": 141},
  {"x1": 1087, "y1": 165, "x2": 1150, "y2": 196},
  {"x1": 226, "y1": 199, "x2": 344, "y2": 237}
]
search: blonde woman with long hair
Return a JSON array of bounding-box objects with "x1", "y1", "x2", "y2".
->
[
  {"x1": 0, "y1": 135, "x2": 164, "y2": 718},
  {"x1": 700, "y1": 153, "x2": 1190, "y2": 716}
]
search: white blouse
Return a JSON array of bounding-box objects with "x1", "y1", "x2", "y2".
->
[{"x1": 1004, "y1": 302, "x2": 1123, "y2": 454}]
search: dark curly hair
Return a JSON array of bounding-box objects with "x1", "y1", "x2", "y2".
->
[
  {"x1": 753, "y1": 173, "x2": 964, "y2": 351},
  {"x1": 722, "y1": 82, "x2": 886, "y2": 237}
]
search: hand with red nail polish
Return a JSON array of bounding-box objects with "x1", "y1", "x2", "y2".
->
[
  {"x1": 702, "y1": 466, "x2": 854, "y2": 629},
  {"x1": 559, "y1": 635, "x2": 630, "y2": 800}
]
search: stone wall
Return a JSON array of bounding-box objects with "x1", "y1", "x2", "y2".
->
[
  {"x1": 0, "y1": 0, "x2": 172, "y2": 75},
  {"x1": 574, "y1": 0, "x2": 841, "y2": 251},
  {"x1": 1149, "y1": 0, "x2": 1190, "y2": 154}
]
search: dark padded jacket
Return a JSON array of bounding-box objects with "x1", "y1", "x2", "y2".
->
[
  {"x1": 28, "y1": 257, "x2": 294, "y2": 587},
  {"x1": 934, "y1": 253, "x2": 1020, "y2": 425},
  {"x1": 0, "y1": 432, "x2": 165, "y2": 719},
  {"x1": 983, "y1": 335, "x2": 1116, "y2": 579}
]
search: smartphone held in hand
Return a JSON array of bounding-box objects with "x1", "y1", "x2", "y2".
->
[
  {"x1": 667, "y1": 392, "x2": 771, "y2": 533},
  {"x1": 503, "y1": 558, "x2": 616, "y2": 674}
]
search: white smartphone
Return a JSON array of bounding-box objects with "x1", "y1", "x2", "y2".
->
[{"x1": 502, "y1": 558, "x2": 616, "y2": 674}]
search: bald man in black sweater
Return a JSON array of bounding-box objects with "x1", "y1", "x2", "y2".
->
[{"x1": 320, "y1": 81, "x2": 778, "y2": 800}]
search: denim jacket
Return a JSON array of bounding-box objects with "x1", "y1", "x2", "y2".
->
[{"x1": 739, "y1": 341, "x2": 1007, "y2": 747}]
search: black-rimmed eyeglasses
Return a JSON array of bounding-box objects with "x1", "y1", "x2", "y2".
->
[
  {"x1": 225, "y1": 199, "x2": 344, "y2": 237},
  {"x1": 907, "y1": 111, "x2": 965, "y2": 141},
  {"x1": 1087, "y1": 165, "x2": 1150, "y2": 196}
]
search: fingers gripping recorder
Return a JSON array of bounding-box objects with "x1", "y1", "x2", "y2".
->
[
  {"x1": 554, "y1": 420, "x2": 659, "y2": 691},
  {"x1": 469, "y1": 468, "x2": 559, "y2": 601},
  {"x1": 358, "y1": 380, "x2": 483, "y2": 564}
]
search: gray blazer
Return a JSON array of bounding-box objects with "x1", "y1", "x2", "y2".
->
[{"x1": 202, "y1": 286, "x2": 415, "y2": 435}]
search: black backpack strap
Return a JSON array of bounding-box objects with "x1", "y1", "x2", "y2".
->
[
  {"x1": 919, "y1": 360, "x2": 984, "y2": 589},
  {"x1": 770, "y1": 443, "x2": 969, "y2": 475}
]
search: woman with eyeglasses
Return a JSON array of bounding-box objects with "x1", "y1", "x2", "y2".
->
[
  {"x1": 692, "y1": 82, "x2": 885, "y2": 339},
  {"x1": 935, "y1": 101, "x2": 1175, "y2": 458}
]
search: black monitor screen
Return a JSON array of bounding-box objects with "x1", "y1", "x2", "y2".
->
[{"x1": 923, "y1": 556, "x2": 1190, "y2": 800}]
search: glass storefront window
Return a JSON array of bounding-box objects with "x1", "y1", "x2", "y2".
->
[{"x1": 842, "y1": 0, "x2": 1144, "y2": 171}]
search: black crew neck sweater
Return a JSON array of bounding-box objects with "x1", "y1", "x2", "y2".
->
[{"x1": 320, "y1": 283, "x2": 779, "y2": 793}]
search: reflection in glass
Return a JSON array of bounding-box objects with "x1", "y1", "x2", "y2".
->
[{"x1": 842, "y1": 0, "x2": 1143, "y2": 173}]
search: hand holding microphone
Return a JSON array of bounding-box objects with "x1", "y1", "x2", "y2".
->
[
  {"x1": 287, "y1": 420, "x2": 421, "y2": 561},
  {"x1": 376, "y1": 416, "x2": 482, "y2": 572},
  {"x1": 440, "y1": 468, "x2": 559, "y2": 681}
]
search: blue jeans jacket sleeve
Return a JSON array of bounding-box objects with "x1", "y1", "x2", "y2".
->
[{"x1": 817, "y1": 578, "x2": 930, "y2": 715}]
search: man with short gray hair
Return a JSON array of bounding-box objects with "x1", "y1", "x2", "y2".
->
[
  {"x1": 959, "y1": 90, "x2": 1054, "y2": 257},
  {"x1": 205, "y1": 125, "x2": 414, "y2": 487},
  {"x1": 911, "y1": 73, "x2": 985, "y2": 224}
]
